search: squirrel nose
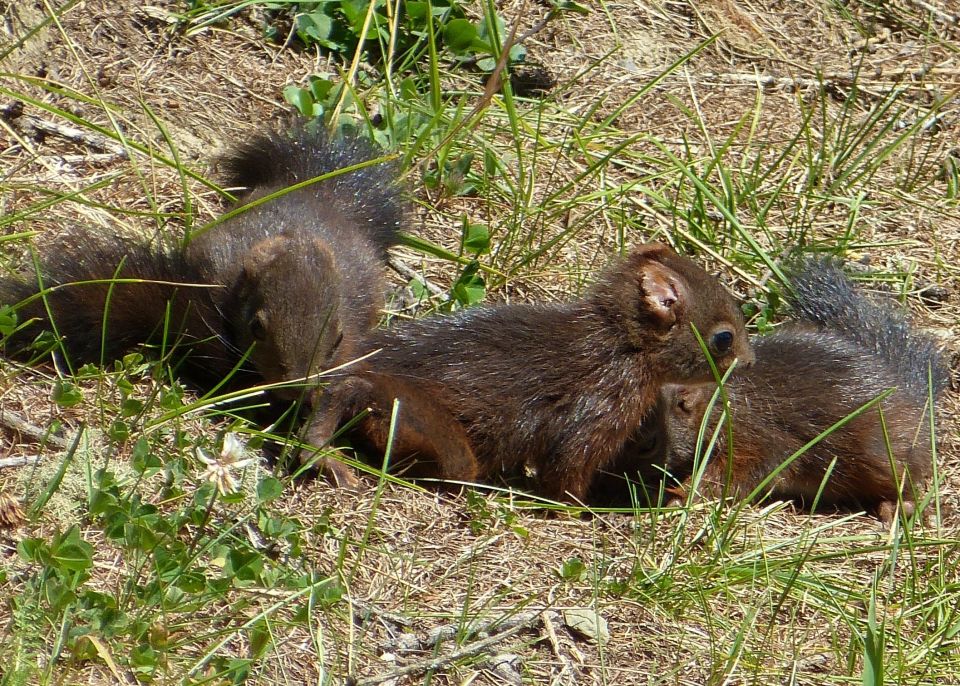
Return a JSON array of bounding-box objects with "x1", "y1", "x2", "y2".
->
[{"x1": 737, "y1": 347, "x2": 756, "y2": 368}]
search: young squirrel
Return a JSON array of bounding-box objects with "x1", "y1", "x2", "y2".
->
[
  {"x1": 187, "y1": 127, "x2": 402, "y2": 395},
  {"x1": 630, "y1": 258, "x2": 949, "y2": 521},
  {"x1": 309, "y1": 243, "x2": 753, "y2": 502},
  {"x1": 0, "y1": 126, "x2": 402, "y2": 398}
]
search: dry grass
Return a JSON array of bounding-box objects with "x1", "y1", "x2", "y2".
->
[{"x1": 1, "y1": 0, "x2": 959, "y2": 684}]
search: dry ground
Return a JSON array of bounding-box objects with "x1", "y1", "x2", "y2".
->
[{"x1": 1, "y1": 0, "x2": 959, "y2": 684}]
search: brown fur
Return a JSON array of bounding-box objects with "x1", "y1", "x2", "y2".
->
[
  {"x1": 0, "y1": 127, "x2": 401, "y2": 401},
  {"x1": 308, "y1": 373, "x2": 479, "y2": 482},
  {"x1": 186, "y1": 126, "x2": 401, "y2": 394},
  {"x1": 312, "y1": 243, "x2": 752, "y2": 501},
  {"x1": 620, "y1": 260, "x2": 949, "y2": 521},
  {"x1": 0, "y1": 233, "x2": 240, "y2": 384},
  {"x1": 227, "y1": 233, "x2": 370, "y2": 399},
  {"x1": 654, "y1": 328, "x2": 937, "y2": 520}
]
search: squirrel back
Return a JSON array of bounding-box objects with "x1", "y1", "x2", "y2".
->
[{"x1": 628, "y1": 258, "x2": 949, "y2": 520}]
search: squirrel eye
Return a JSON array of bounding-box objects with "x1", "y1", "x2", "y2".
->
[
  {"x1": 710, "y1": 330, "x2": 734, "y2": 354},
  {"x1": 332, "y1": 329, "x2": 344, "y2": 349},
  {"x1": 250, "y1": 312, "x2": 268, "y2": 341},
  {"x1": 634, "y1": 431, "x2": 660, "y2": 454}
]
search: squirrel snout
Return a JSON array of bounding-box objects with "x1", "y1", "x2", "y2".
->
[{"x1": 736, "y1": 347, "x2": 756, "y2": 368}]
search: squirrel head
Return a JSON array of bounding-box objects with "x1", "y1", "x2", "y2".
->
[
  {"x1": 657, "y1": 382, "x2": 721, "y2": 477},
  {"x1": 623, "y1": 383, "x2": 719, "y2": 488},
  {"x1": 593, "y1": 242, "x2": 754, "y2": 383},
  {"x1": 234, "y1": 235, "x2": 349, "y2": 400}
]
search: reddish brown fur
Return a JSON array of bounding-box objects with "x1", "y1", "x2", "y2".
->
[
  {"x1": 309, "y1": 373, "x2": 479, "y2": 482},
  {"x1": 609, "y1": 259, "x2": 950, "y2": 520},
  {"x1": 0, "y1": 128, "x2": 403, "y2": 489},
  {"x1": 312, "y1": 243, "x2": 752, "y2": 501},
  {"x1": 0, "y1": 234, "x2": 241, "y2": 385},
  {"x1": 634, "y1": 325, "x2": 941, "y2": 521}
]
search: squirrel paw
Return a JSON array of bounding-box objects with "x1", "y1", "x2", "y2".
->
[
  {"x1": 300, "y1": 450, "x2": 360, "y2": 490},
  {"x1": 322, "y1": 456, "x2": 360, "y2": 489},
  {"x1": 664, "y1": 485, "x2": 687, "y2": 508},
  {"x1": 875, "y1": 499, "x2": 916, "y2": 525}
]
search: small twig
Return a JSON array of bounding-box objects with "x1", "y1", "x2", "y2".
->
[
  {"x1": 25, "y1": 114, "x2": 129, "y2": 155},
  {"x1": 514, "y1": 11, "x2": 555, "y2": 45},
  {"x1": 57, "y1": 153, "x2": 128, "y2": 165},
  {"x1": 902, "y1": 0, "x2": 959, "y2": 25},
  {"x1": 0, "y1": 410, "x2": 69, "y2": 449},
  {"x1": 388, "y1": 256, "x2": 446, "y2": 298},
  {"x1": 0, "y1": 104, "x2": 128, "y2": 157},
  {"x1": 425, "y1": 609, "x2": 541, "y2": 647},
  {"x1": 541, "y1": 610, "x2": 562, "y2": 657},
  {"x1": 355, "y1": 612, "x2": 542, "y2": 686},
  {"x1": 0, "y1": 456, "x2": 40, "y2": 469}
]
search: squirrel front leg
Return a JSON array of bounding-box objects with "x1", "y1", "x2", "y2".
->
[
  {"x1": 300, "y1": 382, "x2": 363, "y2": 488},
  {"x1": 348, "y1": 372, "x2": 480, "y2": 482},
  {"x1": 307, "y1": 373, "x2": 481, "y2": 484},
  {"x1": 665, "y1": 456, "x2": 740, "y2": 507}
]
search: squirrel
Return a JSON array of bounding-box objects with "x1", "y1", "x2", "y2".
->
[
  {"x1": 0, "y1": 125, "x2": 403, "y2": 407},
  {"x1": 624, "y1": 258, "x2": 950, "y2": 521},
  {"x1": 186, "y1": 126, "x2": 402, "y2": 396},
  {"x1": 307, "y1": 243, "x2": 754, "y2": 502}
]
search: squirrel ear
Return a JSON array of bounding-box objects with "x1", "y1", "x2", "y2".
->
[
  {"x1": 674, "y1": 386, "x2": 695, "y2": 415},
  {"x1": 640, "y1": 261, "x2": 684, "y2": 327},
  {"x1": 243, "y1": 236, "x2": 287, "y2": 275},
  {"x1": 632, "y1": 241, "x2": 678, "y2": 260},
  {"x1": 672, "y1": 384, "x2": 714, "y2": 417}
]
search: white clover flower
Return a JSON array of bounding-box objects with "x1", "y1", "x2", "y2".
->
[{"x1": 198, "y1": 432, "x2": 258, "y2": 495}]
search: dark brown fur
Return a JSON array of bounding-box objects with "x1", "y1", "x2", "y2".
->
[
  {"x1": 0, "y1": 126, "x2": 402, "y2": 399},
  {"x1": 311, "y1": 243, "x2": 753, "y2": 501},
  {"x1": 188, "y1": 126, "x2": 402, "y2": 393},
  {"x1": 627, "y1": 260, "x2": 949, "y2": 521},
  {"x1": 311, "y1": 373, "x2": 480, "y2": 482},
  {"x1": 0, "y1": 234, "x2": 236, "y2": 383}
]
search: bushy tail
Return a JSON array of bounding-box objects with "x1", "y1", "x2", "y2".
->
[
  {"x1": 220, "y1": 124, "x2": 404, "y2": 254},
  {"x1": 785, "y1": 257, "x2": 950, "y2": 399},
  {"x1": 0, "y1": 233, "x2": 221, "y2": 368}
]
